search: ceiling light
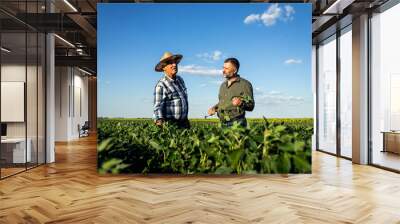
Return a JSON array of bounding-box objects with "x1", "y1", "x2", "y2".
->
[
  {"x1": 78, "y1": 67, "x2": 93, "y2": 76},
  {"x1": 76, "y1": 48, "x2": 85, "y2": 55},
  {"x1": 63, "y1": 0, "x2": 78, "y2": 12},
  {"x1": 54, "y1": 34, "x2": 75, "y2": 48},
  {"x1": 1, "y1": 47, "x2": 11, "y2": 53},
  {"x1": 322, "y1": 0, "x2": 355, "y2": 15}
]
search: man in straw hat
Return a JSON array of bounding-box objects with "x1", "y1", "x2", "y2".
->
[{"x1": 153, "y1": 51, "x2": 190, "y2": 128}]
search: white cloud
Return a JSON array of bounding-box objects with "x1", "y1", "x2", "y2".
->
[
  {"x1": 260, "y1": 4, "x2": 282, "y2": 26},
  {"x1": 259, "y1": 94, "x2": 305, "y2": 106},
  {"x1": 244, "y1": 4, "x2": 295, "y2": 27},
  {"x1": 284, "y1": 59, "x2": 302, "y2": 64},
  {"x1": 209, "y1": 80, "x2": 223, "y2": 85},
  {"x1": 179, "y1": 64, "x2": 222, "y2": 76},
  {"x1": 244, "y1": 14, "x2": 260, "y2": 24},
  {"x1": 284, "y1": 5, "x2": 295, "y2": 21},
  {"x1": 254, "y1": 87, "x2": 264, "y2": 95},
  {"x1": 268, "y1": 90, "x2": 282, "y2": 95},
  {"x1": 254, "y1": 88, "x2": 304, "y2": 106},
  {"x1": 198, "y1": 80, "x2": 224, "y2": 88},
  {"x1": 212, "y1": 50, "x2": 222, "y2": 61},
  {"x1": 196, "y1": 50, "x2": 223, "y2": 62}
]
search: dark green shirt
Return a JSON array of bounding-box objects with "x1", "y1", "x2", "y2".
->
[{"x1": 214, "y1": 75, "x2": 255, "y2": 121}]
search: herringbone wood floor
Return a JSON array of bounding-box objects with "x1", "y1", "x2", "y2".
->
[{"x1": 1, "y1": 135, "x2": 400, "y2": 224}]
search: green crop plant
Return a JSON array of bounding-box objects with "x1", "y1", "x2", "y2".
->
[{"x1": 97, "y1": 118, "x2": 313, "y2": 174}]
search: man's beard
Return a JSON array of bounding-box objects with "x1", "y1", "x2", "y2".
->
[{"x1": 224, "y1": 72, "x2": 235, "y2": 79}]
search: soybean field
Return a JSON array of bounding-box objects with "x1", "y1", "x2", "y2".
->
[{"x1": 97, "y1": 118, "x2": 313, "y2": 174}]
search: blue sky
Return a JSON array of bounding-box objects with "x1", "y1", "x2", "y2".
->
[{"x1": 98, "y1": 3, "x2": 312, "y2": 118}]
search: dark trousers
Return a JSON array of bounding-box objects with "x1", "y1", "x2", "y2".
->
[
  {"x1": 165, "y1": 118, "x2": 191, "y2": 129},
  {"x1": 222, "y1": 117, "x2": 247, "y2": 128}
]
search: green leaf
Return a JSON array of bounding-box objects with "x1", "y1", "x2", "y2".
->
[
  {"x1": 229, "y1": 149, "x2": 243, "y2": 169},
  {"x1": 149, "y1": 140, "x2": 162, "y2": 151},
  {"x1": 277, "y1": 153, "x2": 291, "y2": 173},
  {"x1": 214, "y1": 166, "x2": 233, "y2": 174},
  {"x1": 99, "y1": 158, "x2": 124, "y2": 174},
  {"x1": 97, "y1": 138, "x2": 113, "y2": 152},
  {"x1": 275, "y1": 125, "x2": 286, "y2": 132}
]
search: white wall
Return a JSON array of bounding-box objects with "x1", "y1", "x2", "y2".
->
[
  {"x1": 72, "y1": 72, "x2": 89, "y2": 138},
  {"x1": 1, "y1": 65, "x2": 39, "y2": 137},
  {"x1": 1, "y1": 63, "x2": 46, "y2": 164},
  {"x1": 55, "y1": 66, "x2": 69, "y2": 141},
  {"x1": 55, "y1": 67, "x2": 89, "y2": 141}
]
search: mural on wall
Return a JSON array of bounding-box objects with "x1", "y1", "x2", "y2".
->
[{"x1": 97, "y1": 3, "x2": 313, "y2": 174}]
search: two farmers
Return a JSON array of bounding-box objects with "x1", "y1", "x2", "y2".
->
[{"x1": 153, "y1": 52, "x2": 254, "y2": 129}]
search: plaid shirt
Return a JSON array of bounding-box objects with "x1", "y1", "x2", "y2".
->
[{"x1": 153, "y1": 75, "x2": 189, "y2": 121}]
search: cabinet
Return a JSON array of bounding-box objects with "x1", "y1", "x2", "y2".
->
[{"x1": 382, "y1": 132, "x2": 400, "y2": 154}]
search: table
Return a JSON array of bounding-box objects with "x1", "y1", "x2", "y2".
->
[
  {"x1": 1, "y1": 138, "x2": 32, "y2": 163},
  {"x1": 381, "y1": 131, "x2": 400, "y2": 154}
]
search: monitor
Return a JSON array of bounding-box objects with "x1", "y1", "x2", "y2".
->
[{"x1": 1, "y1": 123, "x2": 7, "y2": 137}]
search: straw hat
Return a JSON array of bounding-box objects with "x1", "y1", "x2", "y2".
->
[{"x1": 155, "y1": 52, "x2": 183, "y2": 72}]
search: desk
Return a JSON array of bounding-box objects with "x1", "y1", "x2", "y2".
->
[
  {"x1": 1, "y1": 138, "x2": 31, "y2": 163},
  {"x1": 381, "y1": 131, "x2": 400, "y2": 154}
]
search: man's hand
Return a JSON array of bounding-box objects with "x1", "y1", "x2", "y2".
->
[
  {"x1": 208, "y1": 107, "x2": 216, "y2": 116},
  {"x1": 232, "y1": 97, "x2": 242, "y2": 106},
  {"x1": 155, "y1": 119, "x2": 164, "y2": 126}
]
